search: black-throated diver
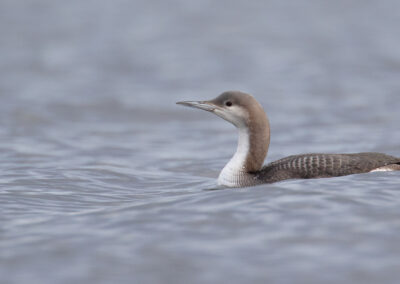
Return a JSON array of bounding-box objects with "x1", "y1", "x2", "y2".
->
[{"x1": 177, "y1": 91, "x2": 400, "y2": 187}]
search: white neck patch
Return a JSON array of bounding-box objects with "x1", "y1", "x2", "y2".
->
[{"x1": 218, "y1": 127, "x2": 250, "y2": 187}]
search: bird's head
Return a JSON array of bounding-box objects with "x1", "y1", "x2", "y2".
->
[{"x1": 177, "y1": 91, "x2": 264, "y2": 128}]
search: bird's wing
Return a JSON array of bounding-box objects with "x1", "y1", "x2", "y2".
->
[{"x1": 256, "y1": 152, "x2": 400, "y2": 183}]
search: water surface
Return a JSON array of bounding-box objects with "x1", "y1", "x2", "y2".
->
[{"x1": 1, "y1": 0, "x2": 400, "y2": 283}]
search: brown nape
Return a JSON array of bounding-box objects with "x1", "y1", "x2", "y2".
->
[{"x1": 245, "y1": 98, "x2": 270, "y2": 172}]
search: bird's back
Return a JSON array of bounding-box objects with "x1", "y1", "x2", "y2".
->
[{"x1": 256, "y1": 152, "x2": 400, "y2": 183}]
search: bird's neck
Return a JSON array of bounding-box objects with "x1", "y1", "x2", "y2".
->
[{"x1": 218, "y1": 117, "x2": 270, "y2": 187}]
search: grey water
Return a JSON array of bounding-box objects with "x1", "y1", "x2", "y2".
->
[{"x1": 1, "y1": 0, "x2": 400, "y2": 283}]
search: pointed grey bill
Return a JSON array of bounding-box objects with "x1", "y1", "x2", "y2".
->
[{"x1": 176, "y1": 101, "x2": 216, "y2": 112}]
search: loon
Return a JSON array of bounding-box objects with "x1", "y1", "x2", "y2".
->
[{"x1": 177, "y1": 91, "x2": 400, "y2": 187}]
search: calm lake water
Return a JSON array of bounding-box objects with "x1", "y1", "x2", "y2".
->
[{"x1": 1, "y1": 0, "x2": 400, "y2": 283}]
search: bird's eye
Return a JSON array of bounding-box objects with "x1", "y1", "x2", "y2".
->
[{"x1": 225, "y1": 101, "x2": 232, "y2": 107}]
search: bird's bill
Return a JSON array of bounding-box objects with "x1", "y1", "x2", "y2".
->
[{"x1": 176, "y1": 100, "x2": 217, "y2": 112}]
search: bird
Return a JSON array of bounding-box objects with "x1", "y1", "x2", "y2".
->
[{"x1": 177, "y1": 91, "x2": 400, "y2": 187}]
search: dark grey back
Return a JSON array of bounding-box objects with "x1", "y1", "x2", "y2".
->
[{"x1": 255, "y1": 152, "x2": 400, "y2": 183}]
